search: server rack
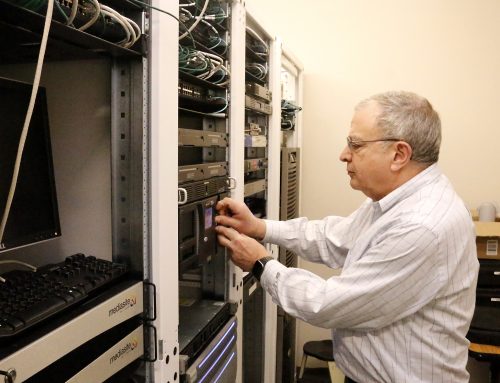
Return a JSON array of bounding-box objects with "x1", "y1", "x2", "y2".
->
[
  {"x1": 176, "y1": 1, "x2": 238, "y2": 381},
  {"x1": 0, "y1": 1, "x2": 303, "y2": 382},
  {"x1": 275, "y1": 45, "x2": 303, "y2": 383},
  {"x1": 0, "y1": 0, "x2": 151, "y2": 380}
]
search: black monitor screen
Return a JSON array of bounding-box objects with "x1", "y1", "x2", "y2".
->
[{"x1": 0, "y1": 77, "x2": 60, "y2": 252}]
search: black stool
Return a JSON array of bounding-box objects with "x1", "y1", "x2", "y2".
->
[{"x1": 298, "y1": 339, "x2": 345, "y2": 382}]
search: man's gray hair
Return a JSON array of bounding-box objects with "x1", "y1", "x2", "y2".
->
[{"x1": 356, "y1": 91, "x2": 442, "y2": 164}]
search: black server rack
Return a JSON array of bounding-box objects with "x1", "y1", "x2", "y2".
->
[
  {"x1": 244, "y1": 27, "x2": 272, "y2": 218},
  {"x1": 177, "y1": 1, "x2": 237, "y2": 381},
  {"x1": 0, "y1": 0, "x2": 150, "y2": 380}
]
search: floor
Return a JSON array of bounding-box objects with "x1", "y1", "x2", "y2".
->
[{"x1": 296, "y1": 367, "x2": 331, "y2": 383}]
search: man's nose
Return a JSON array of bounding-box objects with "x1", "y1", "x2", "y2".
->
[{"x1": 339, "y1": 145, "x2": 351, "y2": 162}]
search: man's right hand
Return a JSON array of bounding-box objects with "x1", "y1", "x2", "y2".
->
[{"x1": 215, "y1": 197, "x2": 266, "y2": 240}]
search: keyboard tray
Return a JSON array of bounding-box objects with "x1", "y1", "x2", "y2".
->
[{"x1": 0, "y1": 253, "x2": 128, "y2": 338}]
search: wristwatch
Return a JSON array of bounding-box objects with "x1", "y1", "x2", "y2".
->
[{"x1": 252, "y1": 256, "x2": 274, "y2": 282}]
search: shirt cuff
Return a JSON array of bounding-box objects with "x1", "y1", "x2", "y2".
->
[
  {"x1": 260, "y1": 259, "x2": 287, "y2": 305},
  {"x1": 263, "y1": 219, "x2": 281, "y2": 244}
]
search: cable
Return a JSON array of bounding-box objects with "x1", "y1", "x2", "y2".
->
[
  {"x1": 0, "y1": 0, "x2": 54, "y2": 245},
  {"x1": 54, "y1": 0, "x2": 70, "y2": 22},
  {"x1": 100, "y1": 5, "x2": 137, "y2": 48},
  {"x1": 67, "y1": 0, "x2": 78, "y2": 26},
  {"x1": 0, "y1": 260, "x2": 37, "y2": 271},
  {"x1": 78, "y1": 0, "x2": 100, "y2": 31},
  {"x1": 178, "y1": 107, "x2": 226, "y2": 118},
  {"x1": 246, "y1": 26, "x2": 268, "y2": 54},
  {"x1": 126, "y1": 0, "x2": 196, "y2": 48},
  {"x1": 207, "y1": 96, "x2": 228, "y2": 114},
  {"x1": 179, "y1": 0, "x2": 209, "y2": 40}
]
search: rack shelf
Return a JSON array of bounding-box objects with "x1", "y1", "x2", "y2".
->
[{"x1": 0, "y1": 0, "x2": 145, "y2": 63}]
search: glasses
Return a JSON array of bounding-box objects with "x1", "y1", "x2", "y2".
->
[{"x1": 346, "y1": 136, "x2": 401, "y2": 151}]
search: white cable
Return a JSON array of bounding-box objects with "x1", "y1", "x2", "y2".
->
[
  {"x1": 79, "y1": 0, "x2": 100, "y2": 31},
  {"x1": 100, "y1": 7, "x2": 132, "y2": 47},
  {"x1": 200, "y1": 19, "x2": 218, "y2": 37},
  {"x1": 179, "y1": 0, "x2": 209, "y2": 40},
  {"x1": 125, "y1": 16, "x2": 141, "y2": 45},
  {"x1": 246, "y1": 26, "x2": 268, "y2": 53},
  {"x1": 100, "y1": 5, "x2": 140, "y2": 48},
  {"x1": 67, "y1": 0, "x2": 78, "y2": 26},
  {"x1": 0, "y1": 260, "x2": 37, "y2": 272},
  {"x1": 0, "y1": 0, "x2": 54, "y2": 245}
]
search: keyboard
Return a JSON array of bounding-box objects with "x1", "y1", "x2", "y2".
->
[{"x1": 0, "y1": 253, "x2": 128, "y2": 338}]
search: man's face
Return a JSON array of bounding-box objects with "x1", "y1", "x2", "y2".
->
[{"x1": 339, "y1": 101, "x2": 395, "y2": 201}]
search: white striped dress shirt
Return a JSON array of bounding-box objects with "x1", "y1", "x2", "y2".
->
[{"x1": 260, "y1": 164, "x2": 478, "y2": 383}]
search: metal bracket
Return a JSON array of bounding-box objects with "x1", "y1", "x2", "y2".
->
[
  {"x1": 141, "y1": 322, "x2": 158, "y2": 363},
  {"x1": 0, "y1": 369, "x2": 15, "y2": 383},
  {"x1": 178, "y1": 188, "x2": 188, "y2": 205},
  {"x1": 228, "y1": 300, "x2": 239, "y2": 315},
  {"x1": 143, "y1": 280, "x2": 157, "y2": 321},
  {"x1": 227, "y1": 177, "x2": 237, "y2": 190}
]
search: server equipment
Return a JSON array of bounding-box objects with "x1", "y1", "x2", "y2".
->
[
  {"x1": 276, "y1": 148, "x2": 301, "y2": 383},
  {"x1": 177, "y1": 1, "x2": 235, "y2": 379}
]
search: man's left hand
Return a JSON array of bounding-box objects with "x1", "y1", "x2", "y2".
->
[{"x1": 215, "y1": 225, "x2": 269, "y2": 272}]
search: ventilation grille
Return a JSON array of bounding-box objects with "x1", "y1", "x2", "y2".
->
[{"x1": 279, "y1": 148, "x2": 300, "y2": 267}]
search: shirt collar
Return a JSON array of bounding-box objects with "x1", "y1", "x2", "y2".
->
[{"x1": 372, "y1": 163, "x2": 442, "y2": 213}]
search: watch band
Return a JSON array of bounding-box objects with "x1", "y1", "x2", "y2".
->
[{"x1": 252, "y1": 256, "x2": 274, "y2": 282}]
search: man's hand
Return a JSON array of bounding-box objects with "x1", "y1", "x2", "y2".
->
[
  {"x1": 216, "y1": 225, "x2": 268, "y2": 272},
  {"x1": 215, "y1": 197, "x2": 266, "y2": 240}
]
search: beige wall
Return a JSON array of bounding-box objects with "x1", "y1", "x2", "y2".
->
[{"x1": 247, "y1": 0, "x2": 498, "y2": 378}]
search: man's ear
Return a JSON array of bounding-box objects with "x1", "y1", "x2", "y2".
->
[{"x1": 390, "y1": 141, "x2": 413, "y2": 171}]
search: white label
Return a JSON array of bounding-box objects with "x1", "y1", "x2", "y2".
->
[{"x1": 486, "y1": 239, "x2": 498, "y2": 256}]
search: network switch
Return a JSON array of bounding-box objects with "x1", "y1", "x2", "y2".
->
[
  {"x1": 178, "y1": 176, "x2": 229, "y2": 205},
  {"x1": 179, "y1": 162, "x2": 228, "y2": 183},
  {"x1": 246, "y1": 82, "x2": 272, "y2": 102},
  {"x1": 244, "y1": 158, "x2": 268, "y2": 172},
  {"x1": 244, "y1": 134, "x2": 267, "y2": 147},
  {"x1": 179, "y1": 128, "x2": 228, "y2": 147},
  {"x1": 178, "y1": 80, "x2": 207, "y2": 100},
  {"x1": 245, "y1": 95, "x2": 272, "y2": 115},
  {"x1": 244, "y1": 179, "x2": 266, "y2": 197}
]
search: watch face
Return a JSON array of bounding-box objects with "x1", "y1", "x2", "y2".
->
[{"x1": 252, "y1": 257, "x2": 272, "y2": 281}]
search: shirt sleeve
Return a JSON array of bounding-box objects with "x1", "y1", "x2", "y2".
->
[
  {"x1": 263, "y1": 200, "x2": 373, "y2": 269},
  {"x1": 260, "y1": 222, "x2": 445, "y2": 330}
]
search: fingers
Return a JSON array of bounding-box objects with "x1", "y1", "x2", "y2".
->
[
  {"x1": 214, "y1": 214, "x2": 238, "y2": 228},
  {"x1": 216, "y1": 197, "x2": 233, "y2": 216},
  {"x1": 217, "y1": 233, "x2": 231, "y2": 248},
  {"x1": 215, "y1": 225, "x2": 239, "y2": 240}
]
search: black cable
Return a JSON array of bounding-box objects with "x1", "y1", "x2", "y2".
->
[{"x1": 125, "y1": 0, "x2": 197, "y2": 48}]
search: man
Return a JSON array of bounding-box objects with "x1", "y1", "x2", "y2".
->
[{"x1": 215, "y1": 91, "x2": 478, "y2": 383}]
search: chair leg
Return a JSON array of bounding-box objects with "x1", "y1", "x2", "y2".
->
[
  {"x1": 298, "y1": 354, "x2": 308, "y2": 379},
  {"x1": 327, "y1": 361, "x2": 345, "y2": 383}
]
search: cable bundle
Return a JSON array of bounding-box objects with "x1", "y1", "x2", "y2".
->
[
  {"x1": 12, "y1": 0, "x2": 141, "y2": 48},
  {"x1": 281, "y1": 100, "x2": 302, "y2": 131},
  {"x1": 246, "y1": 62, "x2": 268, "y2": 81},
  {"x1": 179, "y1": 0, "x2": 227, "y2": 49},
  {"x1": 246, "y1": 26, "x2": 268, "y2": 57},
  {"x1": 179, "y1": 45, "x2": 230, "y2": 86}
]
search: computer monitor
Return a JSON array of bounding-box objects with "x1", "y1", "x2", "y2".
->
[{"x1": 0, "y1": 76, "x2": 61, "y2": 252}]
